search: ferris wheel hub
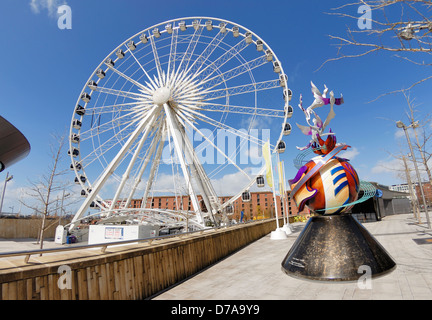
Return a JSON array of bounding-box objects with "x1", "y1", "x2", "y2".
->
[{"x1": 153, "y1": 87, "x2": 171, "y2": 106}]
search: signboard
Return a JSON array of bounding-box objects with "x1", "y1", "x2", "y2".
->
[{"x1": 104, "y1": 227, "x2": 124, "y2": 240}]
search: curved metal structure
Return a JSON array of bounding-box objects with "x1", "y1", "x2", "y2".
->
[{"x1": 0, "y1": 116, "x2": 31, "y2": 172}]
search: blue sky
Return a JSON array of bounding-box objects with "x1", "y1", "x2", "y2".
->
[{"x1": 1, "y1": 0, "x2": 431, "y2": 214}]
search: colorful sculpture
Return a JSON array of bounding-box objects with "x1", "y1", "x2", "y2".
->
[
  {"x1": 289, "y1": 82, "x2": 359, "y2": 215},
  {"x1": 282, "y1": 82, "x2": 396, "y2": 282}
]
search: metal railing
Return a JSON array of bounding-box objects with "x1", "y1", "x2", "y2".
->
[{"x1": 0, "y1": 218, "x2": 274, "y2": 264}]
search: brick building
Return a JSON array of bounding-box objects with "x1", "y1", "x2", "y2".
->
[
  {"x1": 222, "y1": 191, "x2": 310, "y2": 222},
  {"x1": 105, "y1": 191, "x2": 310, "y2": 222},
  {"x1": 389, "y1": 182, "x2": 432, "y2": 207},
  {"x1": 415, "y1": 182, "x2": 432, "y2": 206}
]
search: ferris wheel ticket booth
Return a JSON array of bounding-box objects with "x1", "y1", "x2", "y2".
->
[{"x1": 55, "y1": 224, "x2": 159, "y2": 245}]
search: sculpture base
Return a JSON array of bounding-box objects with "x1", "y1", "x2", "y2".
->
[{"x1": 281, "y1": 214, "x2": 396, "y2": 281}]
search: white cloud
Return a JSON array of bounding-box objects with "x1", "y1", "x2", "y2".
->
[
  {"x1": 241, "y1": 145, "x2": 265, "y2": 167},
  {"x1": 1, "y1": 180, "x2": 82, "y2": 215},
  {"x1": 394, "y1": 129, "x2": 406, "y2": 139},
  {"x1": 211, "y1": 167, "x2": 269, "y2": 196},
  {"x1": 29, "y1": 0, "x2": 67, "y2": 18},
  {"x1": 93, "y1": 169, "x2": 262, "y2": 201},
  {"x1": 339, "y1": 147, "x2": 359, "y2": 161},
  {"x1": 394, "y1": 127, "x2": 417, "y2": 139},
  {"x1": 371, "y1": 158, "x2": 403, "y2": 174}
]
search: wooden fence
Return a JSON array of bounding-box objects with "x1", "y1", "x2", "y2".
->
[
  {"x1": 0, "y1": 218, "x2": 64, "y2": 239},
  {"x1": 0, "y1": 218, "x2": 284, "y2": 300}
]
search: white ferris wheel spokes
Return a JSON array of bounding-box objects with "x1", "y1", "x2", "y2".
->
[{"x1": 68, "y1": 17, "x2": 293, "y2": 231}]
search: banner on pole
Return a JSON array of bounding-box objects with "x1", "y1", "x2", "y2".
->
[
  {"x1": 272, "y1": 154, "x2": 280, "y2": 196},
  {"x1": 263, "y1": 141, "x2": 273, "y2": 188},
  {"x1": 278, "y1": 161, "x2": 285, "y2": 197}
]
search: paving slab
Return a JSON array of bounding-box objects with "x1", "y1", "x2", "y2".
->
[{"x1": 153, "y1": 213, "x2": 432, "y2": 300}]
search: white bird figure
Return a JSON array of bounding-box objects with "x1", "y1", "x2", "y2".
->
[
  {"x1": 322, "y1": 91, "x2": 336, "y2": 132},
  {"x1": 296, "y1": 82, "x2": 344, "y2": 151}
]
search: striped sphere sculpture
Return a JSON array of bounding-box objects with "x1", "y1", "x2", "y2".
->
[{"x1": 289, "y1": 154, "x2": 360, "y2": 215}]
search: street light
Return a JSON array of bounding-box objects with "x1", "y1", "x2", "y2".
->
[
  {"x1": 397, "y1": 22, "x2": 432, "y2": 41},
  {"x1": 396, "y1": 120, "x2": 431, "y2": 229},
  {"x1": 402, "y1": 154, "x2": 421, "y2": 223},
  {"x1": 0, "y1": 172, "x2": 13, "y2": 214},
  {"x1": 398, "y1": 24, "x2": 415, "y2": 41}
]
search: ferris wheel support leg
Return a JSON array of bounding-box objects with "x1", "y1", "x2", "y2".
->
[
  {"x1": 141, "y1": 125, "x2": 167, "y2": 209},
  {"x1": 176, "y1": 118, "x2": 219, "y2": 225},
  {"x1": 108, "y1": 112, "x2": 158, "y2": 214},
  {"x1": 68, "y1": 107, "x2": 159, "y2": 231},
  {"x1": 124, "y1": 120, "x2": 164, "y2": 209},
  {"x1": 164, "y1": 104, "x2": 204, "y2": 225}
]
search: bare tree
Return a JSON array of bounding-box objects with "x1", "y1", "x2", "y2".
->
[
  {"x1": 377, "y1": 135, "x2": 413, "y2": 178},
  {"x1": 417, "y1": 118, "x2": 432, "y2": 174},
  {"x1": 377, "y1": 91, "x2": 431, "y2": 181},
  {"x1": 378, "y1": 145, "x2": 422, "y2": 220},
  {"x1": 401, "y1": 90, "x2": 432, "y2": 182},
  {"x1": 321, "y1": 0, "x2": 432, "y2": 99},
  {"x1": 20, "y1": 133, "x2": 76, "y2": 251},
  {"x1": 400, "y1": 153, "x2": 422, "y2": 221}
]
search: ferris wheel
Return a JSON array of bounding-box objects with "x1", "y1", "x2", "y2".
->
[{"x1": 67, "y1": 17, "x2": 293, "y2": 230}]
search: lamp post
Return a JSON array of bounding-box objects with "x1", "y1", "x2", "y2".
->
[
  {"x1": 0, "y1": 172, "x2": 13, "y2": 214},
  {"x1": 396, "y1": 120, "x2": 431, "y2": 229},
  {"x1": 402, "y1": 154, "x2": 421, "y2": 223}
]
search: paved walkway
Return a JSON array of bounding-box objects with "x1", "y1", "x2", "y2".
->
[
  {"x1": 153, "y1": 213, "x2": 432, "y2": 300},
  {"x1": 0, "y1": 238, "x2": 65, "y2": 254}
]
